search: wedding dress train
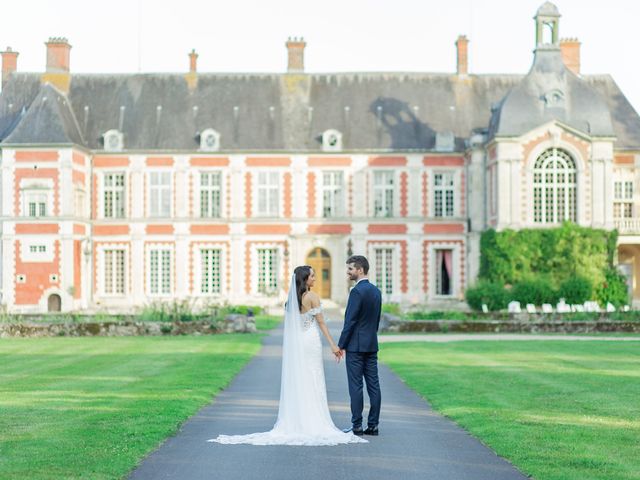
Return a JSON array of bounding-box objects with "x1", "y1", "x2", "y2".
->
[{"x1": 209, "y1": 277, "x2": 366, "y2": 446}]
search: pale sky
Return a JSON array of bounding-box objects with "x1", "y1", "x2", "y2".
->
[{"x1": 2, "y1": 0, "x2": 639, "y2": 114}]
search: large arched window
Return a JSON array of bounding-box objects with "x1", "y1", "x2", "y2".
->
[{"x1": 533, "y1": 148, "x2": 577, "y2": 223}]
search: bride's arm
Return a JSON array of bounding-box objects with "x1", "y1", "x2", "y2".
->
[{"x1": 304, "y1": 294, "x2": 340, "y2": 356}]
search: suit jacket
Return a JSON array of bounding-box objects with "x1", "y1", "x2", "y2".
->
[{"x1": 338, "y1": 279, "x2": 382, "y2": 352}]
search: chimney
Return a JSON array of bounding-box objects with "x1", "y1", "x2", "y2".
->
[
  {"x1": 560, "y1": 38, "x2": 581, "y2": 75},
  {"x1": 189, "y1": 49, "x2": 198, "y2": 73},
  {"x1": 286, "y1": 37, "x2": 306, "y2": 73},
  {"x1": 455, "y1": 35, "x2": 469, "y2": 76},
  {"x1": 2, "y1": 46, "x2": 19, "y2": 89},
  {"x1": 46, "y1": 37, "x2": 71, "y2": 73}
]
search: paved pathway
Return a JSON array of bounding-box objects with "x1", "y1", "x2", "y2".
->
[
  {"x1": 380, "y1": 333, "x2": 640, "y2": 343},
  {"x1": 128, "y1": 320, "x2": 528, "y2": 480}
]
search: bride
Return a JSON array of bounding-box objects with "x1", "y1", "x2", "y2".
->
[{"x1": 209, "y1": 265, "x2": 367, "y2": 446}]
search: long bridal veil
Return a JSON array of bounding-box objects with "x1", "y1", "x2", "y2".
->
[{"x1": 209, "y1": 275, "x2": 366, "y2": 446}]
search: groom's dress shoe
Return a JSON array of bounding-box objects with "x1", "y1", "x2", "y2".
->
[
  {"x1": 343, "y1": 426, "x2": 364, "y2": 436},
  {"x1": 364, "y1": 426, "x2": 379, "y2": 436}
]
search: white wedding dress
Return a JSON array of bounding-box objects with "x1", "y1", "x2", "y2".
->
[{"x1": 209, "y1": 276, "x2": 366, "y2": 446}]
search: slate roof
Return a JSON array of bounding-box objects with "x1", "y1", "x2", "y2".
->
[{"x1": 1, "y1": 65, "x2": 639, "y2": 152}]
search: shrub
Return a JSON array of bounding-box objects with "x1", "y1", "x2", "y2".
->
[
  {"x1": 465, "y1": 281, "x2": 509, "y2": 311},
  {"x1": 558, "y1": 276, "x2": 593, "y2": 304},
  {"x1": 510, "y1": 277, "x2": 559, "y2": 306},
  {"x1": 594, "y1": 268, "x2": 629, "y2": 307},
  {"x1": 381, "y1": 303, "x2": 402, "y2": 316},
  {"x1": 220, "y1": 305, "x2": 263, "y2": 316}
]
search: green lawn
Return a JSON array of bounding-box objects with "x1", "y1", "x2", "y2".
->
[
  {"x1": 0, "y1": 335, "x2": 263, "y2": 480},
  {"x1": 254, "y1": 314, "x2": 282, "y2": 331},
  {"x1": 381, "y1": 341, "x2": 640, "y2": 480}
]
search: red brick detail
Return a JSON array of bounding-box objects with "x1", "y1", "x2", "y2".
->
[
  {"x1": 74, "y1": 240, "x2": 82, "y2": 299},
  {"x1": 423, "y1": 156, "x2": 464, "y2": 166},
  {"x1": 368, "y1": 224, "x2": 408, "y2": 234},
  {"x1": 15, "y1": 151, "x2": 59, "y2": 162},
  {"x1": 73, "y1": 224, "x2": 86, "y2": 235},
  {"x1": 368, "y1": 156, "x2": 407, "y2": 166},
  {"x1": 615, "y1": 155, "x2": 634, "y2": 165},
  {"x1": 246, "y1": 224, "x2": 291, "y2": 235},
  {"x1": 189, "y1": 241, "x2": 230, "y2": 294},
  {"x1": 422, "y1": 172, "x2": 428, "y2": 217},
  {"x1": 283, "y1": 172, "x2": 292, "y2": 218},
  {"x1": 93, "y1": 156, "x2": 130, "y2": 168},
  {"x1": 246, "y1": 157, "x2": 291, "y2": 167},
  {"x1": 423, "y1": 223, "x2": 465, "y2": 234},
  {"x1": 400, "y1": 172, "x2": 408, "y2": 217},
  {"x1": 307, "y1": 224, "x2": 352, "y2": 234},
  {"x1": 306, "y1": 172, "x2": 316, "y2": 218},
  {"x1": 72, "y1": 151, "x2": 85, "y2": 166},
  {"x1": 14, "y1": 239, "x2": 61, "y2": 305},
  {"x1": 13, "y1": 168, "x2": 60, "y2": 216},
  {"x1": 367, "y1": 240, "x2": 409, "y2": 293},
  {"x1": 146, "y1": 224, "x2": 174, "y2": 235},
  {"x1": 146, "y1": 156, "x2": 174, "y2": 167},
  {"x1": 308, "y1": 157, "x2": 352, "y2": 167},
  {"x1": 190, "y1": 157, "x2": 230, "y2": 167},
  {"x1": 94, "y1": 225, "x2": 130, "y2": 236},
  {"x1": 422, "y1": 240, "x2": 465, "y2": 295},
  {"x1": 15, "y1": 224, "x2": 59, "y2": 234},
  {"x1": 190, "y1": 224, "x2": 230, "y2": 235},
  {"x1": 92, "y1": 173, "x2": 98, "y2": 219},
  {"x1": 245, "y1": 172, "x2": 252, "y2": 217},
  {"x1": 72, "y1": 170, "x2": 85, "y2": 184}
]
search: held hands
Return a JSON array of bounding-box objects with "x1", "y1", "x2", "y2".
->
[{"x1": 331, "y1": 345, "x2": 344, "y2": 363}]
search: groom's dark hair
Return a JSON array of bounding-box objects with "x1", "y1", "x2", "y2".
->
[{"x1": 346, "y1": 255, "x2": 369, "y2": 274}]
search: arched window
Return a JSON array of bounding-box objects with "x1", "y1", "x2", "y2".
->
[{"x1": 533, "y1": 148, "x2": 577, "y2": 223}]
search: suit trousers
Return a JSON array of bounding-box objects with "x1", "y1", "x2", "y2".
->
[{"x1": 345, "y1": 351, "x2": 381, "y2": 428}]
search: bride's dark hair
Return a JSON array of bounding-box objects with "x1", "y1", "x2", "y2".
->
[{"x1": 293, "y1": 265, "x2": 312, "y2": 312}]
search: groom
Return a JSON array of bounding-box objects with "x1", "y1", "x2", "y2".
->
[{"x1": 338, "y1": 255, "x2": 382, "y2": 436}]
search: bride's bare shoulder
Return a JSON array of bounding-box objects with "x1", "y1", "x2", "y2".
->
[{"x1": 304, "y1": 291, "x2": 321, "y2": 306}]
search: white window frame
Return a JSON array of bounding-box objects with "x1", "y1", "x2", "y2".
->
[
  {"x1": 427, "y1": 242, "x2": 462, "y2": 299},
  {"x1": 256, "y1": 171, "x2": 280, "y2": 217},
  {"x1": 614, "y1": 180, "x2": 634, "y2": 219},
  {"x1": 532, "y1": 148, "x2": 577, "y2": 224},
  {"x1": 102, "y1": 172, "x2": 126, "y2": 218},
  {"x1": 198, "y1": 247, "x2": 223, "y2": 295},
  {"x1": 99, "y1": 247, "x2": 127, "y2": 297},
  {"x1": 372, "y1": 170, "x2": 395, "y2": 217},
  {"x1": 74, "y1": 188, "x2": 86, "y2": 218},
  {"x1": 147, "y1": 246, "x2": 173, "y2": 296},
  {"x1": 253, "y1": 247, "x2": 280, "y2": 295},
  {"x1": 148, "y1": 171, "x2": 172, "y2": 217},
  {"x1": 199, "y1": 171, "x2": 223, "y2": 218},
  {"x1": 373, "y1": 247, "x2": 395, "y2": 299},
  {"x1": 322, "y1": 171, "x2": 344, "y2": 218},
  {"x1": 432, "y1": 171, "x2": 456, "y2": 218}
]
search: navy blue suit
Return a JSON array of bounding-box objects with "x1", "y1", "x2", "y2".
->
[{"x1": 338, "y1": 279, "x2": 382, "y2": 429}]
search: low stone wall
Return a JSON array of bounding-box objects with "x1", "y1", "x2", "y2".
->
[
  {"x1": 0, "y1": 314, "x2": 256, "y2": 338},
  {"x1": 382, "y1": 317, "x2": 640, "y2": 334}
]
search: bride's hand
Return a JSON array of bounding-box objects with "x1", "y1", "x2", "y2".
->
[{"x1": 331, "y1": 345, "x2": 341, "y2": 363}]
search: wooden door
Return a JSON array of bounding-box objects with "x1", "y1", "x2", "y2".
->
[
  {"x1": 306, "y1": 248, "x2": 331, "y2": 298},
  {"x1": 47, "y1": 294, "x2": 61, "y2": 312}
]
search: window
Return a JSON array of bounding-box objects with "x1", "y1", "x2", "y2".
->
[
  {"x1": 149, "y1": 172, "x2": 171, "y2": 217},
  {"x1": 29, "y1": 245, "x2": 46, "y2": 253},
  {"x1": 614, "y1": 181, "x2": 633, "y2": 219},
  {"x1": 104, "y1": 173, "x2": 125, "y2": 218},
  {"x1": 533, "y1": 148, "x2": 576, "y2": 223},
  {"x1": 75, "y1": 189, "x2": 86, "y2": 217},
  {"x1": 434, "y1": 172, "x2": 455, "y2": 217},
  {"x1": 200, "y1": 172, "x2": 222, "y2": 218},
  {"x1": 200, "y1": 249, "x2": 222, "y2": 294},
  {"x1": 374, "y1": 248, "x2": 393, "y2": 296},
  {"x1": 435, "y1": 249, "x2": 453, "y2": 296},
  {"x1": 257, "y1": 248, "x2": 278, "y2": 294},
  {"x1": 149, "y1": 249, "x2": 171, "y2": 295},
  {"x1": 322, "y1": 171, "x2": 344, "y2": 217},
  {"x1": 373, "y1": 171, "x2": 394, "y2": 217},
  {"x1": 25, "y1": 192, "x2": 48, "y2": 217},
  {"x1": 257, "y1": 172, "x2": 279, "y2": 216},
  {"x1": 104, "y1": 249, "x2": 125, "y2": 295}
]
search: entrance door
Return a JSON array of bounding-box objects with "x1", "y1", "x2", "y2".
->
[
  {"x1": 306, "y1": 248, "x2": 331, "y2": 298},
  {"x1": 47, "y1": 294, "x2": 61, "y2": 312}
]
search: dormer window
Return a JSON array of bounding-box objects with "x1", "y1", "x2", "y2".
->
[
  {"x1": 435, "y1": 131, "x2": 455, "y2": 152},
  {"x1": 103, "y1": 129, "x2": 124, "y2": 152},
  {"x1": 543, "y1": 89, "x2": 565, "y2": 108},
  {"x1": 322, "y1": 129, "x2": 342, "y2": 152},
  {"x1": 200, "y1": 128, "x2": 220, "y2": 152}
]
